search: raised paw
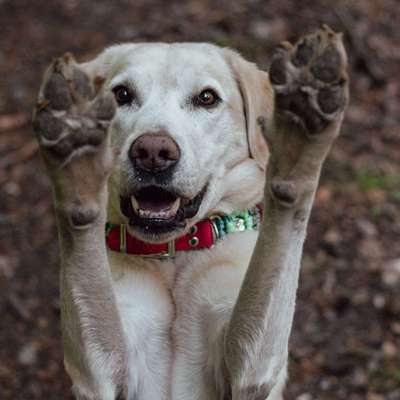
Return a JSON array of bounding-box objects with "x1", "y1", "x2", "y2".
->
[
  {"x1": 33, "y1": 53, "x2": 117, "y2": 227},
  {"x1": 33, "y1": 53, "x2": 116, "y2": 168},
  {"x1": 269, "y1": 24, "x2": 349, "y2": 135}
]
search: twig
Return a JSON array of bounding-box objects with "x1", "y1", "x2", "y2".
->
[
  {"x1": 7, "y1": 293, "x2": 32, "y2": 321},
  {"x1": 0, "y1": 113, "x2": 30, "y2": 132}
]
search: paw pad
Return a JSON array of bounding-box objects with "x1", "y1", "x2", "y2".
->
[
  {"x1": 69, "y1": 207, "x2": 99, "y2": 228},
  {"x1": 269, "y1": 52, "x2": 288, "y2": 85},
  {"x1": 291, "y1": 38, "x2": 316, "y2": 67},
  {"x1": 311, "y1": 45, "x2": 342, "y2": 83},
  {"x1": 271, "y1": 179, "x2": 298, "y2": 206},
  {"x1": 72, "y1": 67, "x2": 94, "y2": 99},
  {"x1": 318, "y1": 86, "x2": 344, "y2": 114},
  {"x1": 43, "y1": 72, "x2": 72, "y2": 110},
  {"x1": 33, "y1": 109, "x2": 65, "y2": 140}
]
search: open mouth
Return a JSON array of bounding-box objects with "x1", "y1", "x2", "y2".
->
[{"x1": 120, "y1": 185, "x2": 206, "y2": 235}]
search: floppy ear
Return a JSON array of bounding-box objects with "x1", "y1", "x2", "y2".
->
[
  {"x1": 79, "y1": 44, "x2": 139, "y2": 83},
  {"x1": 223, "y1": 48, "x2": 273, "y2": 171}
]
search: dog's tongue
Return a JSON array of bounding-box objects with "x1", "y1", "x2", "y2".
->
[{"x1": 131, "y1": 187, "x2": 181, "y2": 219}]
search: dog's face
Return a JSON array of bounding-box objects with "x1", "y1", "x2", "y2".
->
[{"x1": 83, "y1": 43, "x2": 271, "y2": 242}]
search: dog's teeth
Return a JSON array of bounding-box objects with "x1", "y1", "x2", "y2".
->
[
  {"x1": 170, "y1": 198, "x2": 181, "y2": 215},
  {"x1": 131, "y1": 196, "x2": 140, "y2": 213},
  {"x1": 138, "y1": 209, "x2": 151, "y2": 218},
  {"x1": 136, "y1": 198, "x2": 181, "y2": 220},
  {"x1": 138, "y1": 209, "x2": 169, "y2": 219}
]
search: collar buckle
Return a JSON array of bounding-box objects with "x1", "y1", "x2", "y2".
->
[
  {"x1": 139, "y1": 239, "x2": 176, "y2": 259},
  {"x1": 119, "y1": 224, "x2": 175, "y2": 258},
  {"x1": 154, "y1": 240, "x2": 176, "y2": 258}
]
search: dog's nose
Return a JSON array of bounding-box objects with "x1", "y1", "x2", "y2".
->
[{"x1": 129, "y1": 133, "x2": 180, "y2": 173}]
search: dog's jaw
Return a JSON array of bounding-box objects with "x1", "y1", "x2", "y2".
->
[{"x1": 119, "y1": 184, "x2": 207, "y2": 243}]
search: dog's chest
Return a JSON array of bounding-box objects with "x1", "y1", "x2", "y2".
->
[
  {"x1": 108, "y1": 232, "x2": 257, "y2": 398},
  {"x1": 110, "y1": 255, "x2": 215, "y2": 398}
]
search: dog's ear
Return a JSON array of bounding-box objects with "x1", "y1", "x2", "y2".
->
[
  {"x1": 80, "y1": 44, "x2": 139, "y2": 84},
  {"x1": 223, "y1": 48, "x2": 272, "y2": 171}
]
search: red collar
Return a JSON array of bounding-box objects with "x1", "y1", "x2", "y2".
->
[
  {"x1": 106, "y1": 205, "x2": 262, "y2": 258},
  {"x1": 106, "y1": 219, "x2": 215, "y2": 258}
]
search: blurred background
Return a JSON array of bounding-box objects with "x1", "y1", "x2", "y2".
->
[{"x1": 0, "y1": 0, "x2": 399, "y2": 399}]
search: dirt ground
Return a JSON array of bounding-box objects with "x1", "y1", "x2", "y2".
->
[{"x1": 0, "y1": 1, "x2": 399, "y2": 399}]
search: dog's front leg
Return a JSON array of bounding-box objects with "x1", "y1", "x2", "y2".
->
[
  {"x1": 33, "y1": 55, "x2": 126, "y2": 400},
  {"x1": 223, "y1": 26, "x2": 349, "y2": 399}
]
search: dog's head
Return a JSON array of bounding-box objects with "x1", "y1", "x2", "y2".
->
[{"x1": 82, "y1": 43, "x2": 272, "y2": 242}]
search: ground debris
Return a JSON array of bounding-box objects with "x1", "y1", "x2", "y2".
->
[{"x1": 0, "y1": 1, "x2": 399, "y2": 399}]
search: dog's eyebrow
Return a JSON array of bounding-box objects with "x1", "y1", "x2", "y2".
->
[
  {"x1": 190, "y1": 79, "x2": 227, "y2": 101},
  {"x1": 109, "y1": 72, "x2": 137, "y2": 88}
]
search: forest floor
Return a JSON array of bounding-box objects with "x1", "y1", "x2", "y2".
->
[{"x1": 0, "y1": 1, "x2": 399, "y2": 399}]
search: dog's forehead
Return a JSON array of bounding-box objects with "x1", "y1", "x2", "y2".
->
[{"x1": 110, "y1": 43, "x2": 233, "y2": 87}]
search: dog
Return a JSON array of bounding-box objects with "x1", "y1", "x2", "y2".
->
[{"x1": 33, "y1": 25, "x2": 348, "y2": 400}]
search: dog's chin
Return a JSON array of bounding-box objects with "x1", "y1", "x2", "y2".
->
[{"x1": 120, "y1": 185, "x2": 206, "y2": 243}]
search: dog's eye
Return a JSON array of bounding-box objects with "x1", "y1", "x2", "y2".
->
[
  {"x1": 113, "y1": 85, "x2": 134, "y2": 106},
  {"x1": 194, "y1": 89, "x2": 220, "y2": 107}
]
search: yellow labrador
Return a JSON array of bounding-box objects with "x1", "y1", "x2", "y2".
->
[{"x1": 33, "y1": 25, "x2": 348, "y2": 400}]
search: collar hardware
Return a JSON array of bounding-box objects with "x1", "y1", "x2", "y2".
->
[
  {"x1": 136, "y1": 239, "x2": 176, "y2": 259},
  {"x1": 189, "y1": 236, "x2": 199, "y2": 247},
  {"x1": 120, "y1": 224, "x2": 127, "y2": 253}
]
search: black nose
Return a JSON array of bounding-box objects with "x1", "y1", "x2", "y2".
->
[{"x1": 129, "y1": 132, "x2": 180, "y2": 173}]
